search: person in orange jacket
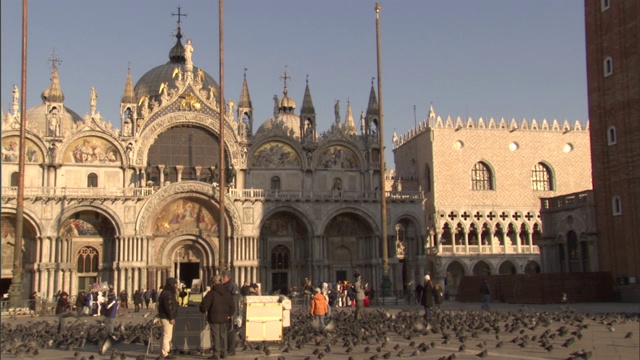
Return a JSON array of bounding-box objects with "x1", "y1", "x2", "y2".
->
[{"x1": 310, "y1": 287, "x2": 328, "y2": 331}]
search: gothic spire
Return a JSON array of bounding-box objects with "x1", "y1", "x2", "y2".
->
[
  {"x1": 121, "y1": 64, "x2": 135, "y2": 104},
  {"x1": 300, "y1": 75, "x2": 315, "y2": 115},
  {"x1": 345, "y1": 98, "x2": 356, "y2": 135},
  {"x1": 365, "y1": 78, "x2": 379, "y2": 118},
  {"x1": 238, "y1": 68, "x2": 252, "y2": 109}
]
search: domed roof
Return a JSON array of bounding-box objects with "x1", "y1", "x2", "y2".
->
[
  {"x1": 256, "y1": 112, "x2": 302, "y2": 139},
  {"x1": 26, "y1": 103, "x2": 82, "y2": 135},
  {"x1": 133, "y1": 62, "x2": 219, "y2": 101}
]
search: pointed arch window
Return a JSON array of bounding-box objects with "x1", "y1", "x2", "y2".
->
[
  {"x1": 270, "y1": 245, "x2": 290, "y2": 270},
  {"x1": 87, "y1": 173, "x2": 98, "y2": 188},
  {"x1": 77, "y1": 246, "x2": 99, "y2": 273},
  {"x1": 531, "y1": 162, "x2": 554, "y2": 191},
  {"x1": 271, "y1": 176, "x2": 281, "y2": 191},
  {"x1": 471, "y1": 161, "x2": 493, "y2": 190}
]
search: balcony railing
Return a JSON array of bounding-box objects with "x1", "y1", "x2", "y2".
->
[
  {"x1": 432, "y1": 244, "x2": 539, "y2": 255},
  {"x1": 3, "y1": 187, "x2": 423, "y2": 202}
]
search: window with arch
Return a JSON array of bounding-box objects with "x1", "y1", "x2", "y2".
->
[
  {"x1": 604, "y1": 56, "x2": 613, "y2": 77},
  {"x1": 87, "y1": 173, "x2": 98, "y2": 187},
  {"x1": 270, "y1": 245, "x2": 290, "y2": 270},
  {"x1": 10, "y1": 172, "x2": 19, "y2": 187},
  {"x1": 607, "y1": 125, "x2": 617, "y2": 145},
  {"x1": 77, "y1": 246, "x2": 99, "y2": 273},
  {"x1": 270, "y1": 176, "x2": 281, "y2": 191},
  {"x1": 612, "y1": 195, "x2": 622, "y2": 216},
  {"x1": 531, "y1": 162, "x2": 554, "y2": 191},
  {"x1": 471, "y1": 161, "x2": 493, "y2": 190}
]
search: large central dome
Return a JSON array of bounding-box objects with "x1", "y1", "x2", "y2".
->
[{"x1": 133, "y1": 30, "x2": 219, "y2": 102}]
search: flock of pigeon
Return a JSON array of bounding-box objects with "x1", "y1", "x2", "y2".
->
[{"x1": 1, "y1": 305, "x2": 638, "y2": 360}]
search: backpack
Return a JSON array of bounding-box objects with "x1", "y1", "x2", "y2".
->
[{"x1": 347, "y1": 286, "x2": 356, "y2": 301}]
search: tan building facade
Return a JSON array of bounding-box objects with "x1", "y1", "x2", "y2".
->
[
  {"x1": 1, "y1": 26, "x2": 426, "y2": 300},
  {"x1": 392, "y1": 110, "x2": 592, "y2": 297}
]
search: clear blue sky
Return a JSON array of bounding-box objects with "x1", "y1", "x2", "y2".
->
[{"x1": 1, "y1": 1, "x2": 587, "y2": 162}]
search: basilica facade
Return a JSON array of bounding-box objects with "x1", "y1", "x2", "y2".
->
[{"x1": 1, "y1": 28, "x2": 426, "y2": 300}]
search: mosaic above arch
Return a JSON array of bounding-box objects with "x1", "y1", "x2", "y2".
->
[
  {"x1": 318, "y1": 145, "x2": 359, "y2": 169},
  {"x1": 64, "y1": 136, "x2": 120, "y2": 164},
  {"x1": 2, "y1": 136, "x2": 43, "y2": 163},
  {"x1": 261, "y1": 212, "x2": 308, "y2": 236},
  {"x1": 325, "y1": 214, "x2": 372, "y2": 236},
  {"x1": 251, "y1": 141, "x2": 300, "y2": 168},
  {"x1": 153, "y1": 199, "x2": 218, "y2": 236},
  {"x1": 59, "y1": 211, "x2": 115, "y2": 237}
]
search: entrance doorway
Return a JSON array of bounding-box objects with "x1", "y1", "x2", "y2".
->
[
  {"x1": 177, "y1": 262, "x2": 200, "y2": 288},
  {"x1": 271, "y1": 272, "x2": 288, "y2": 295},
  {"x1": 78, "y1": 276, "x2": 97, "y2": 292},
  {"x1": 336, "y1": 270, "x2": 347, "y2": 283}
]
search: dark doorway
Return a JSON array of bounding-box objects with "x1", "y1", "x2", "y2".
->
[
  {"x1": 0, "y1": 278, "x2": 11, "y2": 299},
  {"x1": 271, "y1": 272, "x2": 288, "y2": 295},
  {"x1": 78, "y1": 276, "x2": 97, "y2": 292},
  {"x1": 336, "y1": 270, "x2": 347, "y2": 282},
  {"x1": 179, "y1": 263, "x2": 200, "y2": 288}
]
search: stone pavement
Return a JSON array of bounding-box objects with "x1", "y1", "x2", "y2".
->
[{"x1": 2, "y1": 301, "x2": 638, "y2": 360}]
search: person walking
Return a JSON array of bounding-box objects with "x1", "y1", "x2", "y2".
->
[
  {"x1": 221, "y1": 271, "x2": 242, "y2": 356},
  {"x1": 480, "y1": 280, "x2": 491, "y2": 311},
  {"x1": 103, "y1": 290, "x2": 118, "y2": 334},
  {"x1": 321, "y1": 282, "x2": 331, "y2": 319},
  {"x1": 76, "y1": 291, "x2": 86, "y2": 317},
  {"x1": 310, "y1": 287, "x2": 328, "y2": 331},
  {"x1": 302, "y1": 278, "x2": 313, "y2": 309},
  {"x1": 157, "y1": 278, "x2": 179, "y2": 360},
  {"x1": 118, "y1": 289, "x2": 128, "y2": 316},
  {"x1": 200, "y1": 274, "x2": 234, "y2": 360},
  {"x1": 29, "y1": 291, "x2": 38, "y2": 317},
  {"x1": 133, "y1": 289, "x2": 143, "y2": 312},
  {"x1": 55, "y1": 291, "x2": 72, "y2": 333},
  {"x1": 354, "y1": 273, "x2": 365, "y2": 320},
  {"x1": 143, "y1": 288, "x2": 151, "y2": 309},
  {"x1": 420, "y1": 274, "x2": 434, "y2": 321}
]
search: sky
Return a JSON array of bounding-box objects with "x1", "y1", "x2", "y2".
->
[{"x1": 1, "y1": 1, "x2": 588, "y2": 163}]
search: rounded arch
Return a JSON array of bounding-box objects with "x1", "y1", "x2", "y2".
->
[
  {"x1": 531, "y1": 161, "x2": 555, "y2": 191},
  {"x1": 52, "y1": 204, "x2": 123, "y2": 238},
  {"x1": 472, "y1": 260, "x2": 492, "y2": 276},
  {"x1": 2, "y1": 206, "x2": 43, "y2": 237},
  {"x1": 136, "y1": 112, "x2": 241, "y2": 168},
  {"x1": 60, "y1": 132, "x2": 125, "y2": 166},
  {"x1": 250, "y1": 139, "x2": 303, "y2": 169},
  {"x1": 259, "y1": 209, "x2": 311, "y2": 237},
  {"x1": 498, "y1": 260, "x2": 517, "y2": 275},
  {"x1": 320, "y1": 206, "x2": 378, "y2": 236},
  {"x1": 445, "y1": 260, "x2": 467, "y2": 296},
  {"x1": 137, "y1": 181, "x2": 242, "y2": 236},
  {"x1": 315, "y1": 142, "x2": 364, "y2": 170},
  {"x1": 470, "y1": 160, "x2": 495, "y2": 190},
  {"x1": 1, "y1": 134, "x2": 47, "y2": 164},
  {"x1": 159, "y1": 234, "x2": 218, "y2": 274},
  {"x1": 524, "y1": 260, "x2": 541, "y2": 275}
]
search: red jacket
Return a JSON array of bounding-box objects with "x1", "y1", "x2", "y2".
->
[{"x1": 310, "y1": 292, "x2": 328, "y2": 316}]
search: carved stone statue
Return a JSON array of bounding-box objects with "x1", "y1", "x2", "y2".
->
[
  {"x1": 334, "y1": 100, "x2": 341, "y2": 123},
  {"x1": 184, "y1": 39, "x2": 194, "y2": 67},
  {"x1": 90, "y1": 87, "x2": 98, "y2": 115},
  {"x1": 49, "y1": 109, "x2": 60, "y2": 137}
]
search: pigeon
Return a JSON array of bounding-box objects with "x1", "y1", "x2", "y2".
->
[
  {"x1": 476, "y1": 349, "x2": 488, "y2": 358},
  {"x1": 624, "y1": 331, "x2": 633, "y2": 339}
]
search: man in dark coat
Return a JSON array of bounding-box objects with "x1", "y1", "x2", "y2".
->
[
  {"x1": 200, "y1": 273, "x2": 235, "y2": 359},
  {"x1": 157, "y1": 278, "x2": 179, "y2": 360},
  {"x1": 55, "y1": 291, "x2": 72, "y2": 333},
  {"x1": 222, "y1": 271, "x2": 242, "y2": 356},
  {"x1": 420, "y1": 274, "x2": 434, "y2": 321}
]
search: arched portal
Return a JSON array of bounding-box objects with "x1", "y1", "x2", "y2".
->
[
  {"x1": 162, "y1": 235, "x2": 217, "y2": 291},
  {"x1": 324, "y1": 213, "x2": 374, "y2": 285},
  {"x1": 473, "y1": 260, "x2": 491, "y2": 276},
  {"x1": 498, "y1": 260, "x2": 517, "y2": 275},
  {"x1": 260, "y1": 211, "x2": 309, "y2": 295},
  {"x1": 1, "y1": 215, "x2": 37, "y2": 298},
  {"x1": 445, "y1": 260, "x2": 466, "y2": 298}
]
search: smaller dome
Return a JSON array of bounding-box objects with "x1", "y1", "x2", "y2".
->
[
  {"x1": 256, "y1": 112, "x2": 302, "y2": 139},
  {"x1": 26, "y1": 103, "x2": 82, "y2": 136},
  {"x1": 278, "y1": 95, "x2": 296, "y2": 110}
]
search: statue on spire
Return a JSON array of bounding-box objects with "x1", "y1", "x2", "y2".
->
[
  {"x1": 90, "y1": 87, "x2": 98, "y2": 116},
  {"x1": 334, "y1": 100, "x2": 341, "y2": 124}
]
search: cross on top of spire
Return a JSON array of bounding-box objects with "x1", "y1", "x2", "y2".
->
[
  {"x1": 280, "y1": 65, "x2": 292, "y2": 93},
  {"x1": 172, "y1": 6, "x2": 188, "y2": 27},
  {"x1": 48, "y1": 49, "x2": 62, "y2": 70}
]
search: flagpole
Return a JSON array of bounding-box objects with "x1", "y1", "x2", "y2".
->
[
  {"x1": 10, "y1": 0, "x2": 28, "y2": 307},
  {"x1": 375, "y1": 3, "x2": 392, "y2": 296},
  {"x1": 218, "y1": 0, "x2": 227, "y2": 272}
]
